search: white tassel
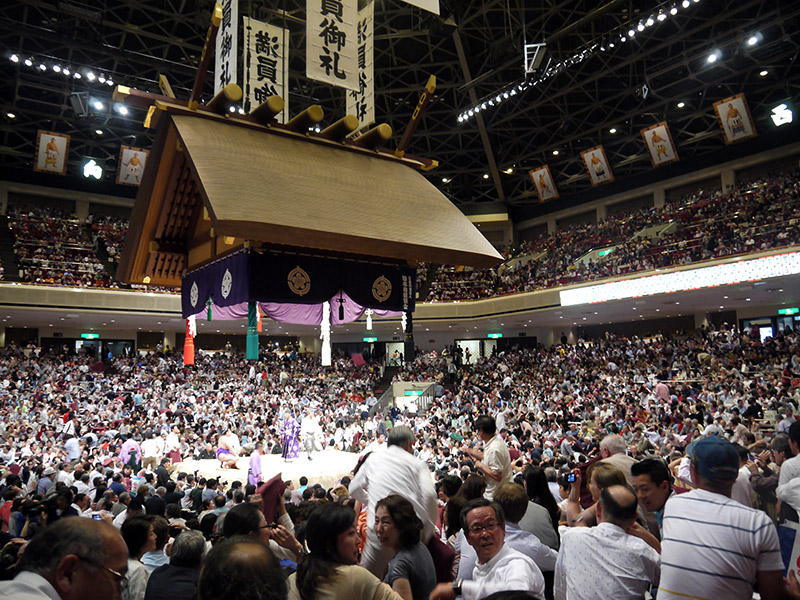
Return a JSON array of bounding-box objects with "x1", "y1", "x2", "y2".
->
[
  {"x1": 188, "y1": 314, "x2": 197, "y2": 338},
  {"x1": 365, "y1": 308, "x2": 373, "y2": 330},
  {"x1": 401, "y1": 312, "x2": 407, "y2": 332},
  {"x1": 321, "y1": 301, "x2": 332, "y2": 366}
]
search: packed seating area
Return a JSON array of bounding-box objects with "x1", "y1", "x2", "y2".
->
[
  {"x1": 91, "y1": 215, "x2": 129, "y2": 267},
  {"x1": 4, "y1": 171, "x2": 799, "y2": 302},
  {"x1": 8, "y1": 207, "x2": 117, "y2": 288},
  {"x1": 1, "y1": 322, "x2": 800, "y2": 598},
  {"x1": 427, "y1": 171, "x2": 800, "y2": 301}
]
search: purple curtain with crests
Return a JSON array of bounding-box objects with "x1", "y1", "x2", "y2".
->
[{"x1": 192, "y1": 291, "x2": 401, "y2": 325}]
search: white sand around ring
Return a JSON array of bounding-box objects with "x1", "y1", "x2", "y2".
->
[{"x1": 177, "y1": 449, "x2": 360, "y2": 491}]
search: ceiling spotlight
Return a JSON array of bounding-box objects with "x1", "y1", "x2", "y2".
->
[
  {"x1": 106, "y1": 79, "x2": 113, "y2": 86},
  {"x1": 73, "y1": 72, "x2": 81, "y2": 79},
  {"x1": 93, "y1": 100, "x2": 104, "y2": 110},
  {"x1": 7, "y1": 112, "x2": 15, "y2": 119},
  {"x1": 670, "y1": 6, "x2": 678, "y2": 15},
  {"x1": 482, "y1": 173, "x2": 489, "y2": 179},
  {"x1": 707, "y1": 50, "x2": 721, "y2": 64},
  {"x1": 657, "y1": 12, "x2": 667, "y2": 21},
  {"x1": 504, "y1": 167, "x2": 514, "y2": 174},
  {"x1": 62, "y1": 68, "x2": 70, "y2": 76},
  {"x1": 637, "y1": 22, "x2": 645, "y2": 32},
  {"x1": 682, "y1": 0, "x2": 690, "y2": 7},
  {"x1": 98, "y1": 75, "x2": 106, "y2": 83},
  {"x1": 468, "y1": 110, "x2": 474, "y2": 117},
  {"x1": 609, "y1": 127, "x2": 617, "y2": 133},
  {"x1": 620, "y1": 36, "x2": 627, "y2": 43},
  {"x1": 503, "y1": 92, "x2": 509, "y2": 99},
  {"x1": 747, "y1": 33, "x2": 763, "y2": 47},
  {"x1": 95, "y1": 129, "x2": 103, "y2": 135},
  {"x1": 442, "y1": 177, "x2": 449, "y2": 183},
  {"x1": 86, "y1": 71, "x2": 95, "y2": 81},
  {"x1": 116, "y1": 104, "x2": 128, "y2": 115},
  {"x1": 52, "y1": 64, "x2": 61, "y2": 72},
  {"x1": 677, "y1": 101, "x2": 686, "y2": 108},
  {"x1": 760, "y1": 70, "x2": 768, "y2": 77},
  {"x1": 24, "y1": 58, "x2": 33, "y2": 66},
  {"x1": 552, "y1": 149, "x2": 559, "y2": 156},
  {"x1": 646, "y1": 17, "x2": 655, "y2": 26},
  {"x1": 609, "y1": 41, "x2": 615, "y2": 48},
  {"x1": 628, "y1": 29, "x2": 636, "y2": 37},
  {"x1": 10, "y1": 54, "x2": 19, "y2": 63},
  {"x1": 38, "y1": 63, "x2": 46, "y2": 71}
]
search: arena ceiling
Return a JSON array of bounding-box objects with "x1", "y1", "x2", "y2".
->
[{"x1": 1, "y1": 0, "x2": 799, "y2": 222}]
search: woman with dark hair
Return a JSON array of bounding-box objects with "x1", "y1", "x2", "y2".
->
[
  {"x1": 519, "y1": 466, "x2": 560, "y2": 549},
  {"x1": 288, "y1": 503, "x2": 402, "y2": 600},
  {"x1": 121, "y1": 515, "x2": 156, "y2": 600},
  {"x1": 443, "y1": 496, "x2": 466, "y2": 580},
  {"x1": 457, "y1": 475, "x2": 486, "y2": 501},
  {"x1": 375, "y1": 494, "x2": 436, "y2": 600},
  {"x1": 222, "y1": 501, "x2": 305, "y2": 563}
]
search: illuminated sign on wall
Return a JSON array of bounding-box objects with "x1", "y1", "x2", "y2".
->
[
  {"x1": 81, "y1": 333, "x2": 99, "y2": 339},
  {"x1": 487, "y1": 333, "x2": 503, "y2": 339}
]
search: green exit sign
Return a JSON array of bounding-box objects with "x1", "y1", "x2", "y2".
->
[
  {"x1": 81, "y1": 333, "x2": 99, "y2": 339},
  {"x1": 598, "y1": 248, "x2": 614, "y2": 258},
  {"x1": 779, "y1": 307, "x2": 799, "y2": 315},
  {"x1": 404, "y1": 390, "x2": 424, "y2": 396},
  {"x1": 363, "y1": 337, "x2": 378, "y2": 342},
  {"x1": 487, "y1": 333, "x2": 503, "y2": 339}
]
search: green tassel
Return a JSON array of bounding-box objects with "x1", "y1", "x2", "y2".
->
[{"x1": 206, "y1": 299, "x2": 213, "y2": 321}]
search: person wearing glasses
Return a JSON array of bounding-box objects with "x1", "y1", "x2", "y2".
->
[
  {"x1": 429, "y1": 498, "x2": 545, "y2": 600},
  {"x1": 0, "y1": 516, "x2": 129, "y2": 600}
]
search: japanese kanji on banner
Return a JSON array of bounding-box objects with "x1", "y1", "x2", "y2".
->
[
  {"x1": 243, "y1": 17, "x2": 289, "y2": 123},
  {"x1": 346, "y1": 1, "x2": 374, "y2": 129},
  {"x1": 307, "y1": 0, "x2": 358, "y2": 91},
  {"x1": 214, "y1": 0, "x2": 239, "y2": 94}
]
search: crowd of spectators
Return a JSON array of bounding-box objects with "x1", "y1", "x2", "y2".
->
[
  {"x1": 8, "y1": 207, "x2": 117, "y2": 288},
  {"x1": 427, "y1": 171, "x2": 800, "y2": 301},
  {"x1": 91, "y1": 215, "x2": 129, "y2": 267},
  {"x1": 1, "y1": 319, "x2": 800, "y2": 598}
]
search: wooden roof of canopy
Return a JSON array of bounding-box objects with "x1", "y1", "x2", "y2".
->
[{"x1": 117, "y1": 102, "x2": 503, "y2": 287}]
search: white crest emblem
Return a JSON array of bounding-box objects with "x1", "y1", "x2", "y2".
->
[
  {"x1": 221, "y1": 269, "x2": 232, "y2": 299},
  {"x1": 190, "y1": 281, "x2": 199, "y2": 307}
]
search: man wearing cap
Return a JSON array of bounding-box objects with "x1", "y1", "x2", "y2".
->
[
  {"x1": 658, "y1": 436, "x2": 787, "y2": 600},
  {"x1": 37, "y1": 467, "x2": 56, "y2": 495}
]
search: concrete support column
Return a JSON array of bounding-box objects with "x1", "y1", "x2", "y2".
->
[
  {"x1": 694, "y1": 312, "x2": 708, "y2": 330},
  {"x1": 654, "y1": 188, "x2": 665, "y2": 209},
  {"x1": 596, "y1": 204, "x2": 607, "y2": 223},
  {"x1": 76, "y1": 199, "x2": 89, "y2": 221},
  {"x1": 0, "y1": 327, "x2": 5, "y2": 348},
  {"x1": 163, "y1": 331, "x2": 176, "y2": 352},
  {"x1": 721, "y1": 168, "x2": 735, "y2": 192},
  {"x1": 547, "y1": 218, "x2": 556, "y2": 235}
]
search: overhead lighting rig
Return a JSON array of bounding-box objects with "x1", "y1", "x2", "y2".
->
[{"x1": 457, "y1": 0, "x2": 704, "y2": 124}]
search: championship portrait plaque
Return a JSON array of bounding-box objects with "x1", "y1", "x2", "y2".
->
[
  {"x1": 33, "y1": 130, "x2": 70, "y2": 176},
  {"x1": 641, "y1": 122, "x2": 679, "y2": 167},
  {"x1": 529, "y1": 166, "x2": 559, "y2": 202},
  {"x1": 581, "y1": 145, "x2": 614, "y2": 186},
  {"x1": 116, "y1": 146, "x2": 149, "y2": 186},
  {"x1": 713, "y1": 93, "x2": 757, "y2": 144}
]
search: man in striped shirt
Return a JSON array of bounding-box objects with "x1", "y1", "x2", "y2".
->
[{"x1": 658, "y1": 436, "x2": 790, "y2": 600}]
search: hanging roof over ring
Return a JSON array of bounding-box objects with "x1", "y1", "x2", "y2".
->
[{"x1": 117, "y1": 100, "x2": 502, "y2": 287}]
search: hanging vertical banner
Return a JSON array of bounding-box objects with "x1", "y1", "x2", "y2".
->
[
  {"x1": 243, "y1": 17, "x2": 289, "y2": 123},
  {"x1": 33, "y1": 130, "x2": 70, "y2": 176},
  {"x1": 529, "y1": 165, "x2": 559, "y2": 202},
  {"x1": 306, "y1": 0, "x2": 359, "y2": 91},
  {"x1": 214, "y1": 0, "x2": 238, "y2": 94},
  {"x1": 346, "y1": 1, "x2": 374, "y2": 129},
  {"x1": 641, "y1": 122, "x2": 679, "y2": 167},
  {"x1": 713, "y1": 93, "x2": 757, "y2": 144},
  {"x1": 581, "y1": 145, "x2": 614, "y2": 186},
  {"x1": 116, "y1": 146, "x2": 149, "y2": 186}
]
